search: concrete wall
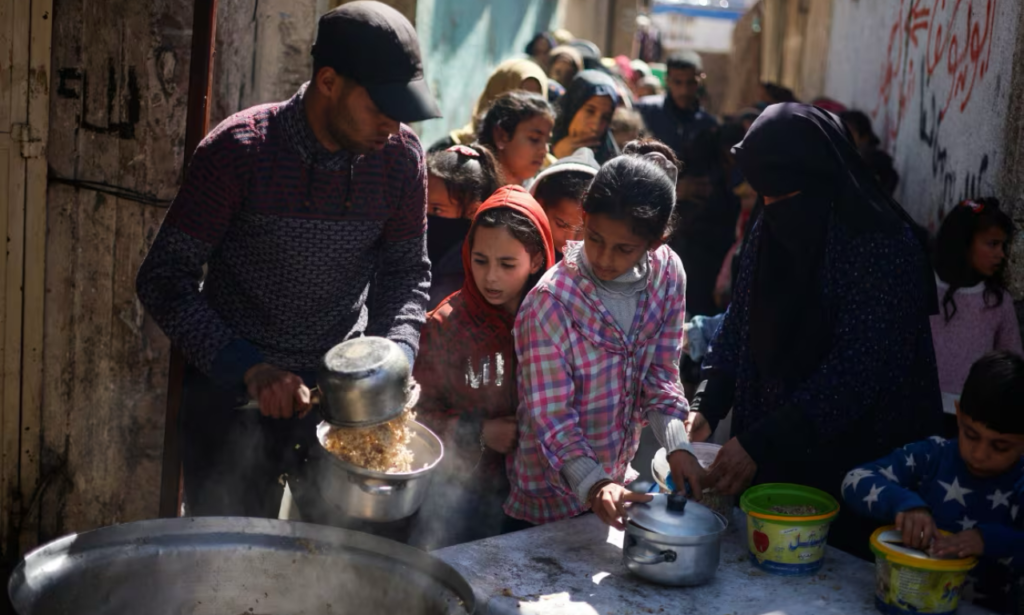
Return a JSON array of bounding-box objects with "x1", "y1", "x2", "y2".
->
[
  {"x1": 824, "y1": 0, "x2": 1022, "y2": 232},
  {"x1": 415, "y1": 0, "x2": 560, "y2": 147}
]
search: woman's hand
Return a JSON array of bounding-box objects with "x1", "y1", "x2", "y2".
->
[
  {"x1": 685, "y1": 412, "x2": 712, "y2": 443},
  {"x1": 589, "y1": 482, "x2": 653, "y2": 530},
  {"x1": 481, "y1": 416, "x2": 518, "y2": 454},
  {"x1": 706, "y1": 437, "x2": 757, "y2": 495},
  {"x1": 552, "y1": 133, "x2": 602, "y2": 158},
  {"x1": 931, "y1": 529, "x2": 984, "y2": 559},
  {"x1": 895, "y1": 507, "x2": 940, "y2": 550},
  {"x1": 668, "y1": 450, "x2": 706, "y2": 501}
]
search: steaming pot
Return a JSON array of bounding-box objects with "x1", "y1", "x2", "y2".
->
[{"x1": 8, "y1": 517, "x2": 475, "y2": 614}]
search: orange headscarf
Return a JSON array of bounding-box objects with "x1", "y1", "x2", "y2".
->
[{"x1": 458, "y1": 185, "x2": 556, "y2": 319}]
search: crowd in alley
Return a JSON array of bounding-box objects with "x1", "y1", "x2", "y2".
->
[{"x1": 131, "y1": 2, "x2": 1023, "y2": 613}]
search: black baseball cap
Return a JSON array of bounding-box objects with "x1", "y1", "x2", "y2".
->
[{"x1": 311, "y1": 1, "x2": 441, "y2": 123}]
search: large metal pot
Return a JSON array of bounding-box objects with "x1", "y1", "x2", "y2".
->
[
  {"x1": 317, "y1": 336, "x2": 411, "y2": 426},
  {"x1": 8, "y1": 517, "x2": 475, "y2": 614},
  {"x1": 623, "y1": 492, "x2": 727, "y2": 586},
  {"x1": 314, "y1": 419, "x2": 443, "y2": 522}
]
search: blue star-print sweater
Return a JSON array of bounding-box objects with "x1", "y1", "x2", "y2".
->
[{"x1": 843, "y1": 436, "x2": 1024, "y2": 613}]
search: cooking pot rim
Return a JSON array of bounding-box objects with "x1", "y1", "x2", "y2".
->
[{"x1": 9, "y1": 517, "x2": 476, "y2": 614}]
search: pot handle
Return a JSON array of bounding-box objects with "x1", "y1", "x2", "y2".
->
[
  {"x1": 348, "y1": 476, "x2": 407, "y2": 496},
  {"x1": 624, "y1": 544, "x2": 678, "y2": 565}
]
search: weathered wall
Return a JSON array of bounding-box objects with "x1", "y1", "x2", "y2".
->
[
  {"x1": 415, "y1": 0, "x2": 560, "y2": 147},
  {"x1": 39, "y1": 0, "x2": 192, "y2": 542},
  {"x1": 211, "y1": 0, "x2": 317, "y2": 127},
  {"x1": 824, "y1": 0, "x2": 1021, "y2": 232}
]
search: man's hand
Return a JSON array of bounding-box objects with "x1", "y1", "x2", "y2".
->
[
  {"x1": 481, "y1": 416, "x2": 518, "y2": 454},
  {"x1": 685, "y1": 411, "x2": 712, "y2": 443},
  {"x1": 706, "y1": 437, "x2": 757, "y2": 495},
  {"x1": 244, "y1": 363, "x2": 312, "y2": 419},
  {"x1": 668, "y1": 449, "x2": 707, "y2": 501},
  {"x1": 589, "y1": 482, "x2": 653, "y2": 530},
  {"x1": 895, "y1": 508, "x2": 940, "y2": 550},
  {"x1": 931, "y1": 529, "x2": 984, "y2": 559}
]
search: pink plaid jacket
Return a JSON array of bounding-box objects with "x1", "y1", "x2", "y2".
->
[{"x1": 504, "y1": 243, "x2": 690, "y2": 524}]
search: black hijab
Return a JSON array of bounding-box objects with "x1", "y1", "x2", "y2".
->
[
  {"x1": 552, "y1": 70, "x2": 621, "y2": 164},
  {"x1": 732, "y1": 103, "x2": 937, "y2": 383}
]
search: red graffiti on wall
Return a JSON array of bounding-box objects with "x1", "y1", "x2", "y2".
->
[{"x1": 873, "y1": 0, "x2": 996, "y2": 141}]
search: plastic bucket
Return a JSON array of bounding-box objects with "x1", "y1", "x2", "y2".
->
[
  {"x1": 739, "y1": 483, "x2": 839, "y2": 576},
  {"x1": 870, "y1": 526, "x2": 977, "y2": 615}
]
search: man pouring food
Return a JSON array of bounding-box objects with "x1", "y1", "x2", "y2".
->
[{"x1": 136, "y1": 1, "x2": 440, "y2": 517}]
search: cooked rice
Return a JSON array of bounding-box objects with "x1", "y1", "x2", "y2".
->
[{"x1": 322, "y1": 381, "x2": 420, "y2": 474}]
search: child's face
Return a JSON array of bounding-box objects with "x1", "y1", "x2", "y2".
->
[
  {"x1": 969, "y1": 225, "x2": 1009, "y2": 278},
  {"x1": 582, "y1": 213, "x2": 651, "y2": 281},
  {"x1": 471, "y1": 225, "x2": 543, "y2": 313},
  {"x1": 543, "y1": 197, "x2": 584, "y2": 254},
  {"x1": 497, "y1": 115, "x2": 554, "y2": 185},
  {"x1": 549, "y1": 57, "x2": 576, "y2": 87},
  {"x1": 956, "y1": 408, "x2": 1024, "y2": 478},
  {"x1": 427, "y1": 175, "x2": 472, "y2": 219},
  {"x1": 568, "y1": 96, "x2": 614, "y2": 142}
]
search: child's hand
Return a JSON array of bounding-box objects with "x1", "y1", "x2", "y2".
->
[
  {"x1": 895, "y1": 507, "x2": 940, "y2": 550},
  {"x1": 931, "y1": 529, "x2": 984, "y2": 559},
  {"x1": 589, "y1": 482, "x2": 653, "y2": 531}
]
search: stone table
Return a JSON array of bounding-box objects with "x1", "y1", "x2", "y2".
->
[{"x1": 434, "y1": 511, "x2": 993, "y2": 615}]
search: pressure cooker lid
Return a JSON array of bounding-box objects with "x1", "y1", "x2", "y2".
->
[{"x1": 628, "y1": 493, "x2": 726, "y2": 537}]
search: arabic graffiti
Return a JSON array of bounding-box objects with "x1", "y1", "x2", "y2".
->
[
  {"x1": 55, "y1": 59, "x2": 141, "y2": 140},
  {"x1": 873, "y1": 0, "x2": 997, "y2": 144}
]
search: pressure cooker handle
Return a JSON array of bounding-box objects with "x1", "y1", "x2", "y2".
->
[{"x1": 624, "y1": 544, "x2": 678, "y2": 565}]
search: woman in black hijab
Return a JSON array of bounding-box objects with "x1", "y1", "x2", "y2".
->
[
  {"x1": 688, "y1": 103, "x2": 942, "y2": 557},
  {"x1": 551, "y1": 70, "x2": 621, "y2": 163}
]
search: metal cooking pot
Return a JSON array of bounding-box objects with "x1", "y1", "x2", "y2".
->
[
  {"x1": 623, "y1": 492, "x2": 727, "y2": 586},
  {"x1": 314, "y1": 419, "x2": 443, "y2": 522},
  {"x1": 8, "y1": 517, "x2": 475, "y2": 614},
  {"x1": 317, "y1": 336, "x2": 412, "y2": 427}
]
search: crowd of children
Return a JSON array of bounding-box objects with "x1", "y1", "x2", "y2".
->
[{"x1": 409, "y1": 30, "x2": 1023, "y2": 613}]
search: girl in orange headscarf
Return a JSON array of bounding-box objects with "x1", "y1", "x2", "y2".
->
[{"x1": 411, "y1": 185, "x2": 555, "y2": 548}]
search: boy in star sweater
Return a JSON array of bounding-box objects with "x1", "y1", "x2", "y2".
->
[{"x1": 842, "y1": 351, "x2": 1024, "y2": 614}]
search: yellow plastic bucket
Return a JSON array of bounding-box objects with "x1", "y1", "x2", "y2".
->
[{"x1": 870, "y1": 526, "x2": 978, "y2": 615}]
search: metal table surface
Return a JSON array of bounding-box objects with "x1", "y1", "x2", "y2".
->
[{"x1": 434, "y1": 510, "x2": 995, "y2": 615}]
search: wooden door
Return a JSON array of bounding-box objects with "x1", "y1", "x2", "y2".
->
[{"x1": 0, "y1": 0, "x2": 53, "y2": 559}]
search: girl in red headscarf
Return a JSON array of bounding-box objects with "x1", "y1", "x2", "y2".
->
[{"x1": 411, "y1": 185, "x2": 555, "y2": 549}]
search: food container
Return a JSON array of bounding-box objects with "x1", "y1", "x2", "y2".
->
[
  {"x1": 8, "y1": 517, "x2": 475, "y2": 614},
  {"x1": 317, "y1": 336, "x2": 413, "y2": 427},
  {"x1": 739, "y1": 483, "x2": 839, "y2": 576},
  {"x1": 623, "y1": 492, "x2": 728, "y2": 586},
  {"x1": 313, "y1": 419, "x2": 443, "y2": 522},
  {"x1": 870, "y1": 526, "x2": 977, "y2": 615},
  {"x1": 652, "y1": 444, "x2": 736, "y2": 527}
]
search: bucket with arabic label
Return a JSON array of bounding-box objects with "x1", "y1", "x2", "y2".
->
[
  {"x1": 870, "y1": 526, "x2": 977, "y2": 615},
  {"x1": 739, "y1": 483, "x2": 839, "y2": 576}
]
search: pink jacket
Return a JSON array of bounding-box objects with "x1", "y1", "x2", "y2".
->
[{"x1": 505, "y1": 243, "x2": 690, "y2": 524}]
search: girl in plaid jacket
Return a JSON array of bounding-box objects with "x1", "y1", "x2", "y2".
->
[{"x1": 506, "y1": 140, "x2": 705, "y2": 527}]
